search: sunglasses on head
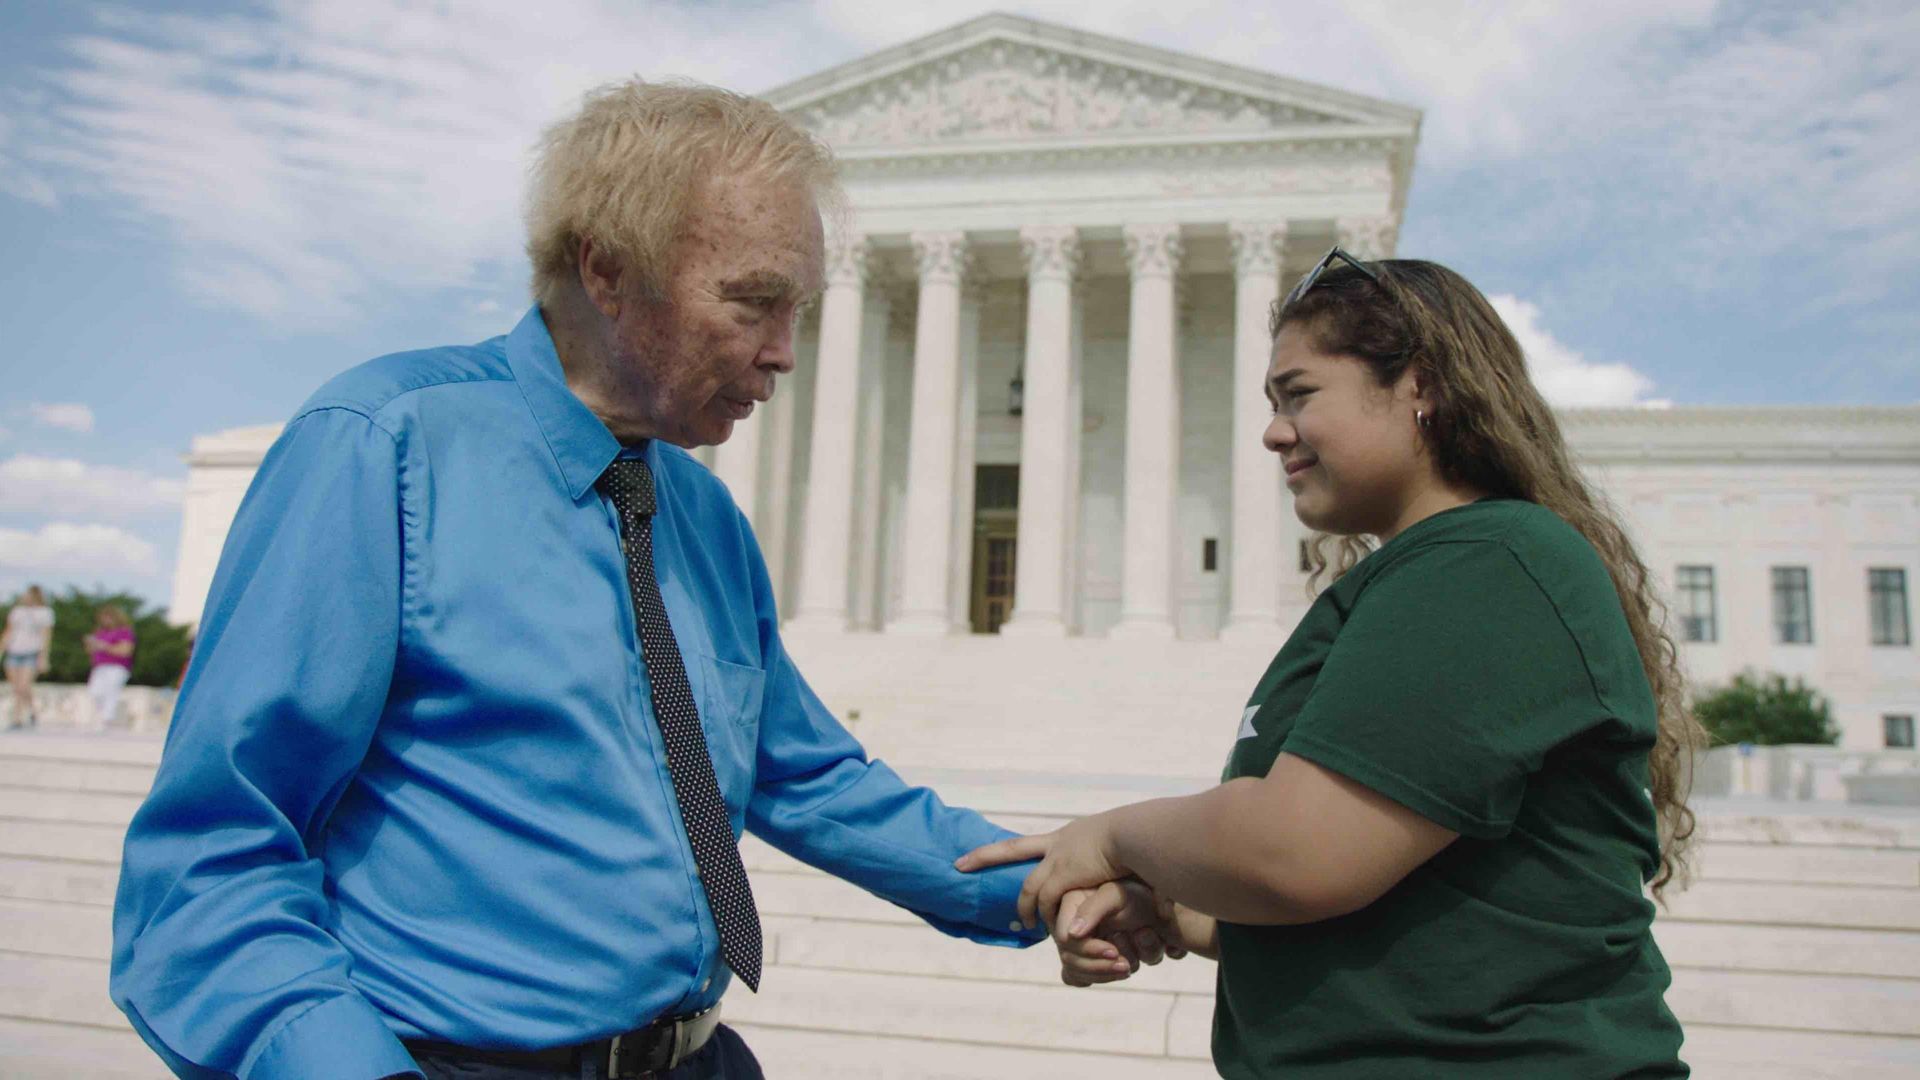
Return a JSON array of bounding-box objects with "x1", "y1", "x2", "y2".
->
[{"x1": 1280, "y1": 246, "x2": 1382, "y2": 312}]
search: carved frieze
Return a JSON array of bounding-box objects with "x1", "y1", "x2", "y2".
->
[{"x1": 793, "y1": 41, "x2": 1340, "y2": 147}]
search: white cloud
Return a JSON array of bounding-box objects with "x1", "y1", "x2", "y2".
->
[
  {"x1": 11, "y1": 0, "x2": 802, "y2": 324},
  {"x1": 0, "y1": 455, "x2": 186, "y2": 516},
  {"x1": 6, "y1": 0, "x2": 1915, "y2": 334},
  {"x1": 1488, "y1": 294, "x2": 1656, "y2": 408},
  {"x1": 28, "y1": 402, "x2": 95, "y2": 434},
  {"x1": 0, "y1": 521, "x2": 160, "y2": 578}
]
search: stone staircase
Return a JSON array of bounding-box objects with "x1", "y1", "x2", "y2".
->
[{"x1": 3, "y1": 731, "x2": 1919, "y2": 1078}]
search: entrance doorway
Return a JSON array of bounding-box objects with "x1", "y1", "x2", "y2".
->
[{"x1": 968, "y1": 465, "x2": 1019, "y2": 634}]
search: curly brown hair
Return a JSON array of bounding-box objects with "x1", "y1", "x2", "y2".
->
[{"x1": 1275, "y1": 259, "x2": 1705, "y2": 897}]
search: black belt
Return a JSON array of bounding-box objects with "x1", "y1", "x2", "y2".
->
[{"x1": 404, "y1": 1003, "x2": 722, "y2": 1079}]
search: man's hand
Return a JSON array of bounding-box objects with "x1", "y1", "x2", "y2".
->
[{"x1": 955, "y1": 813, "x2": 1127, "y2": 931}]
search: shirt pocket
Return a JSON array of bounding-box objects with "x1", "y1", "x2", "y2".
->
[{"x1": 692, "y1": 652, "x2": 765, "y2": 810}]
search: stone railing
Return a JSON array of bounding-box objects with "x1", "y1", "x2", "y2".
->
[
  {"x1": 1693, "y1": 743, "x2": 1920, "y2": 805},
  {"x1": 2, "y1": 682, "x2": 177, "y2": 734}
]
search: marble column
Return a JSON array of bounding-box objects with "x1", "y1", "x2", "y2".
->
[
  {"x1": 788, "y1": 235, "x2": 869, "y2": 633},
  {"x1": 1001, "y1": 225, "x2": 1081, "y2": 638},
  {"x1": 888, "y1": 231, "x2": 971, "y2": 635},
  {"x1": 760, "y1": 344, "x2": 799, "y2": 606},
  {"x1": 1336, "y1": 214, "x2": 1399, "y2": 261},
  {"x1": 947, "y1": 275, "x2": 986, "y2": 634},
  {"x1": 849, "y1": 287, "x2": 894, "y2": 630},
  {"x1": 1112, "y1": 223, "x2": 1184, "y2": 639},
  {"x1": 713, "y1": 397, "x2": 762, "y2": 526},
  {"x1": 1222, "y1": 221, "x2": 1291, "y2": 643}
]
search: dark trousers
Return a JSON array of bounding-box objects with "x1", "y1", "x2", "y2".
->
[{"x1": 410, "y1": 1025, "x2": 764, "y2": 1080}]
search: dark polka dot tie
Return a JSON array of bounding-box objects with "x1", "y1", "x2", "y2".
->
[{"x1": 598, "y1": 458, "x2": 763, "y2": 992}]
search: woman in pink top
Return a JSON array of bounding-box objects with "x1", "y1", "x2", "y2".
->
[{"x1": 83, "y1": 605, "x2": 135, "y2": 730}]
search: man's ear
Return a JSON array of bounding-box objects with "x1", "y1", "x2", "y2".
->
[{"x1": 577, "y1": 236, "x2": 625, "y2": 318}]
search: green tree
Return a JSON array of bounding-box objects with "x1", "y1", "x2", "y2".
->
[
  {"x1": 1, "y1": 587, "x2": 192, "y2": 688},
  {"x1": 1693, "y1": 671, "x2": 1840, "y2": 747}
]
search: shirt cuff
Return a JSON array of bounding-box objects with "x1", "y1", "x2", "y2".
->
[
  {"x1": 245, "y1": 995, "x2": 420, "y2": 1080},
  {"x1": 925, "y1": 859, "x2": 1045, "y2": 947}
]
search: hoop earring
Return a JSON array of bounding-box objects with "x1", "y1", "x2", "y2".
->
[{"x1": 1415, "y1": 409, "x2": 1431, "y2": 430}]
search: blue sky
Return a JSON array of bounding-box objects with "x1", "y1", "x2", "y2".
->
[{"x1": 2, "y1": 0, "x2": 1917, "y2": 614}]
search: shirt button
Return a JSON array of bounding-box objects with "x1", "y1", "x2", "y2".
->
[
  {"x1": 1009, "y1": 920, "x2": 1024, "y2": 932},
  {"x1": 701, "y1": 976, "x2": 712, "y2": 993}
]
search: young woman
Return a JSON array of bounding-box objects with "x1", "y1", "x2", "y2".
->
[
  {"x1": 961, "y1": 254, "x2": 1700, "y2": 1078},
  {"x1": 3, "y1": 585, "x2": 55, "y2": 729},
  {"x1": 84, "y1": 605, "x2": 136, "y2": 730}
]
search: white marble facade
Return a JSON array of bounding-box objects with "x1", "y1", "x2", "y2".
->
[{"x1": 169, "y1": 15, "x2": 1920, "y2": 748}]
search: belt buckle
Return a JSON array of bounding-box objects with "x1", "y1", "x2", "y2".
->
[{"x1": 605, "y1": 1021, "x2": 674, "y2": 1079}]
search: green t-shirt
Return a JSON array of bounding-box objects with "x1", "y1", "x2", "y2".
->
[{"x1": 1215, "y1": 499, "x2": 1686, "y2": 1079}]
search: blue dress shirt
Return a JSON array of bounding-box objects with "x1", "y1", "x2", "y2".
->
[{"x1": 110, "y1": 307, "x2": 1039, "y2": 1080}]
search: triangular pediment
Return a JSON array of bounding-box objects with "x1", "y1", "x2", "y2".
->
[{"x1": 766, "y1": 13, "x2": 1419, "y2": 150}]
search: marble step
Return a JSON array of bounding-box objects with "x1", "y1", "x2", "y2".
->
[
  {"x1": 724, "y1": 965, "x2": 1197, "y2": 1059},
  {"x1": 1688, "y1": 843, "x2": 1920, "y2": 887},
  {"x1": 0, "y1": 819, "x2": 125, "y2": 865},
  {"x1": 13, "y1": 885, "x2": 1920, "y2": 990},
  {"x1": 0, "y1": 1016, "x2": 164, "y2": 1080},
  {"x1": 0, "y1": 897, "x2": 114, "y2": 961},
  {"x1": 0, "y1": 787, "x2": 142, "y2": 827},
  {"x1": 733, "y1": 1023, "x2": 1213, "y2": 1079},
  {"x1": 749, "y1": 866, "x2": 1920, "y2": 940},
  {"x1": 1660, "y1": 879, "x2": 1920, "y2": 932},
  {"x1": 1666, "y1": 968, "x2": 1920, "y2": 1038},
  {"x1": 11, "y1": 932, "x2": 1919, "y2": 1069},
  {"x1": 0, "y1": 734, "x2": 163, "y2": 767},
  {"x1": 1695, "y1": 809, "x2": 1920, "y2": 850},
  {"x1": 0, "y1": 952, "x2": 123, "y2": 1029},
  {"x1": 0, "y1": 757, "x2": 154, "y2": 797},
  {"x1": 764, "y1": 915, "x2": 1217, "y2": 995},
  {"x1": 735, "y1": 1020, "x2": 1920, "y2": 1080},
  {"x1": 1680, "y1": 1024, "x2": 1920, "y2": 1080}
]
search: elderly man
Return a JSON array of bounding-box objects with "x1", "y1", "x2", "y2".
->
[{"x1": 111, "y1": 81, "x2": 1042, "y2": 1080}]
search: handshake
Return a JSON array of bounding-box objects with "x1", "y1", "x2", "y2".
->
[
  {"x1": 1047, "y1": 878, "x2": 1218, "y2": 986},
  {"x1": 955, "y1": 812, "x2": 1220, "y2": 987}
]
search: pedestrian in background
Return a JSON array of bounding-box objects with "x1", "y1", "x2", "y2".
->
[
  {"x1": 2, "y1": 585, "x2": 55, "y2": 729},
  {"x1": 84, "y1": 604, "x2": 135, "y2": 729}
]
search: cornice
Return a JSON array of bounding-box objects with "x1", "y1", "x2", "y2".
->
[
  {"x1": 1560, "y1": 405, "x2": 1920, "y2": 429},
  {"x1": 836, "y1": 129, "x2": 1407, "y2": 177},
  {"x1": 763, "y1": 13, "x2": 1422, "y2": 129},
  {"x1": 1563, "y1": 406, "x2": 1920, "y2": 465}
]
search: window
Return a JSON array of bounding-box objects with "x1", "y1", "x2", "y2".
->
[
  {"x1": 1772, "y1": 566, "x2": 1813, "y2": 644},
  {"x1": 1675, "y1": 565, "x2": 1717, "y2": 644},
  {"x1": 1887, "y1": 714, "x2": 1916, "y2": 750},
  {"x1": 1203, "y1": 538, "x2": 1218, "y2": 573},
  {"x1": 1869, "y1": 568, "x2": 1911, "y2": 646}
]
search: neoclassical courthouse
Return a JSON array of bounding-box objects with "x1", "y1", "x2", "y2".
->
[{"x1": 170, "y1": 15, "x2": 1919, "y2": 756}]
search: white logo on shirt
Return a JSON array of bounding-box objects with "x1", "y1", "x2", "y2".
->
[{"x1": 1237, "y1": 704, "x2": 1260, "y2": 741}]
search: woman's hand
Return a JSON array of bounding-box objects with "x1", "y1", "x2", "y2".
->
[
  {"x1": 956, "y1": 813, "x2": 1128, "y2": 931},
  {"x1": 1054, "y1": 880, "x2": 1173, "y2": 986}
]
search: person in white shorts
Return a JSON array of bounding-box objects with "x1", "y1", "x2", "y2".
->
[{"x1": 3, "y1": 586, "x2": 55, "y2": 729}]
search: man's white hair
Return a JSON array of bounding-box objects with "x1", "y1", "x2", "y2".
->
[{"x1": 525, "y1": 78, "x2": 840, "y2": 305}]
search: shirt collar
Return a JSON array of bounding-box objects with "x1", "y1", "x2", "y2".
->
[{"x1": 505, "y1": 305, "x2": 623, "y2": 501}]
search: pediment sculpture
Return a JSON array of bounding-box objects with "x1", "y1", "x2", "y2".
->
[{"x1": 790, "y1": 41, "x2": 1344, "y2": 147}]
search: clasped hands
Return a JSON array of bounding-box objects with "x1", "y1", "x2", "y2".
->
[{"x1": 956, "y1": 813, "x2": 1207, "y2": 987}]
